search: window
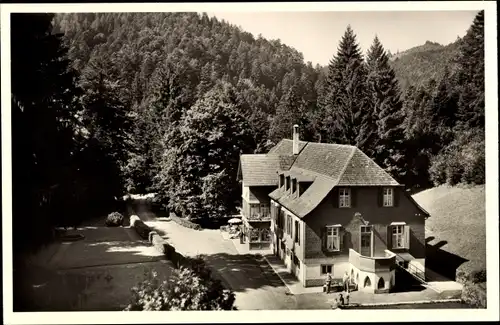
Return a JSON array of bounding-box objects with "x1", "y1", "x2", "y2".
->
[
  {"x1": 383, "y1": 187, "x2": 394, "y2": 207},
  {"x1": 250, "y1": 204, "x2": 260, "y2": 218},
  {"x1": 286, "y1": 214, "x2": 292, "y2": 235},
  {"x1": 279, "y1": 174, "x2": 285, "y2": 188},
  {"x1": 339, "y1": 188, "x2": 350, "y2": 208},
  {"x1": 361, "y1": 225, "x2": 372, "y2": 233},
  {"x1": 321, "y1": 264, "x2": 333, "y2": 275},
  {"x1": 294, "y1": 220, "x2": 300, "y2": 244},
  {"x1": 292, "y1": 178, "x2": 297, "y2": 194},
  {"x1": 325, "y1": 225, "x2": 341, "y2": 251},
  {"x1": 392, "y1": 225, "x2": 405, "y2": 248},
  {"x1": 260, "y1": 205, "x2": 270, "y2": 218},
  {"x1": 285, "y1": 176, "x2": 290, "y2": 191}
]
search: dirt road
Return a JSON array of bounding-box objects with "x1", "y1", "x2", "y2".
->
[{"x1": 132, "y1": 200, "x2": 298, "y2": 310}]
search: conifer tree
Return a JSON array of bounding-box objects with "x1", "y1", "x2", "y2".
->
[
  {"x1": 454, "y1": 10, "x2": 484, "y2": 131},
  {"x1": 366, "y1": 36, "x2": 405, "y2": 178},
  {"x1": 268, "y1": 84, "x2": 308, "y2": 145},
  {"x1": 322, "y1": 26, "x2": 371, "y2": 153}
]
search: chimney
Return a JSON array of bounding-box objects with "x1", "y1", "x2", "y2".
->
[{"x1": 293, "y1": 124, "x2": 299, "y2": 155}]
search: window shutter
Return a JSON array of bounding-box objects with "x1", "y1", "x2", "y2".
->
[
  {"x1": 377, "y1": 188, "x2": 383, "y2": 207},
  {"x1": 394, "y1": 187, "x2": 400, "y2": 207},
  {"x1": 387, "y1": 226, "x2": 393, "y2": 249},
  {"x1": 351, "y1": 188, "x2": 357, "y2": 207},
  {"x1": 321, "y1": 226, "x2": 326, "y2": 249},
  {"x1": 332, "y1": 188, "x2": 339, "y2": 208},
  {"x1": 297, "y1": 222, "x2": 300, "y2": 244},
  {"x1": 340, "y1": 228, "x2": 346, "y2": 251},
  {"x1": 404, "y1": 225, "x2": 410, "y2": 249}
]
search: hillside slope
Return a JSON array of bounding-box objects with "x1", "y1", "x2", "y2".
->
[
  {"x1": 389, "y1": 40, "x2": 462, "y2": 91},
  {"x1": 412, "y1": 185, "x2": 486, "y2": 279}
]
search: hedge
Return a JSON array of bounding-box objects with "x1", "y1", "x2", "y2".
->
[{"x1": 169, "y1": 212, "x2": 201, "y2": 230}]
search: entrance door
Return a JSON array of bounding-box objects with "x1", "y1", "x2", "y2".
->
[{"x1": 360, "y1": 225, "x2": 372, "y2": 257}]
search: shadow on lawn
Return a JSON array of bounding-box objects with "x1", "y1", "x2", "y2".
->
[
  {"x1": 13, "y1": 226, "x2": 169, "y2": 312},
  {"x1": 425, "y1": 237, "x2": 469, "y2": 281}
]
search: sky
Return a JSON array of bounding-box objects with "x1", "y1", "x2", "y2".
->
[{"x1": 206, "y1": 11, "x2": 479, "y2": 66}]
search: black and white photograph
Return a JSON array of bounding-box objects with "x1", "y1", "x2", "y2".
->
[{"x1": 1, "y1": 1, "x2": 498, "y2": 324}]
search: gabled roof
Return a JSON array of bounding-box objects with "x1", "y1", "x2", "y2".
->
[
  {"x1": 268, "y1": 139, "x2": 401, "y2": 218},
  {"x1": 268, "y1": 139, "x2": 307, "y2": 155},
  {"x1": 237, "y1": 153, "x2": 295, "y2": 186}
]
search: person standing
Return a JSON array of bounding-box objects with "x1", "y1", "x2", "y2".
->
[
  {"x1": 339, "y1": 293, "x2": 344, "y2": 306},
  {"x1": 343, "y1": 271, "x2": 349, "y2": 292},
  {"x1": 325, "y1": 272, "x2": 333, "y2": 293}
]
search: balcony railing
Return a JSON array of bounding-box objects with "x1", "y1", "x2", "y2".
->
[
  {"x1": 349, "y1": 249, "x2": 397, "y2": 273},
  {"x1": 247, "y1": 212, "x2": 271, "y2": 221}
]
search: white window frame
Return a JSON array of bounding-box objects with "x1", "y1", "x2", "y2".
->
[
  {"x1": 339, "y1": 188, "x2": 351, "y2": 208},
  {"x1": 321, "y1": 264, "x2": 333, "y2": 275},
  {"x1": 325, "y1": 225, "x2": 341, "y2": 251},
  {"x1": 392, "y1": 225, "x2": 405, "y2": 249},
  {"x1": 360, "y1": 225, "x2": 373, "y2": 256},
  {"x1": 383, "y1": 187, "x2": 394, "y2": 207},
  {"x1": 287, "y1": 214, "x2": 292, "y2": 235}
]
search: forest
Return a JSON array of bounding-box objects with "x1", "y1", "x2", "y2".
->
[{"x1": 11, "y1": 11, "x2": 485, "y2": 254}]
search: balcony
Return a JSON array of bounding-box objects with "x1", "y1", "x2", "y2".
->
[
  {"x1": 247, "y1": 212, "x2": 271, "y2": 222},
  {"x1": 349, "y1": 249, "x2": 397, "y2": 273}
]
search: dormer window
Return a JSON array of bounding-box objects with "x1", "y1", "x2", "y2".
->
[
  {"x1": 279, "y1": 174, "x2": 285, "y2": 188},
  {"x1": 292, "y1": 178, "x2": 297, "y2": 195},
  {"x1": 285, "y1": 176, "x2": 290, "y2": 191}
]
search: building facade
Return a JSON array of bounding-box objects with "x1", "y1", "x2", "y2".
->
[{"x1": 238, "y1": 125, "x2": 429, "y2": 292}]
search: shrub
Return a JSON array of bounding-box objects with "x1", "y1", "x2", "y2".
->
[
  {"x1": 170, "y1": 213, "x2": 201, "y2": 230},
  {"x1": 469, "y1": 269, "x2": 486, "y2": 284},
  {"x1": 105, "y1": 212, "x2": 124, "y2": 227},
  {"x1": 124, "y1": 262, "x2": 235, "y2": 311},
  {"x1": 461, "y1": 282, "x2": 487, "y2": 308}
]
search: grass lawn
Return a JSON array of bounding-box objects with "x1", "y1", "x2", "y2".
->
[{"x1": 412, "y1": 184, "x2": 486, "y2": 276}]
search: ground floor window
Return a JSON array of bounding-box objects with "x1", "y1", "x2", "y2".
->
[{"x1": 321, "y1": 264, "x2": 333, "y2": 275}]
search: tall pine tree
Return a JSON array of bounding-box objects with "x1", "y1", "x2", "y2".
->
[
  {"x1": 268, "y1": 83, "x2": 308, "y2": 145},
  {"x1": 322, "y1": 26, "x2": 372, "y2": 153},
  {"x1": 366, "y1": 36, "x2": 405, "y2": 179},
  {"x1": 454, "y1": 10, "x2": 484, "y2": 131}
]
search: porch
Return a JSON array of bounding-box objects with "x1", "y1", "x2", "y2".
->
[
  {"x1": 241, "y1": 221, "x2": 271, "y2": 250},
  {"x1": 348, "y1": 249, "x2": 397, "y2": 294}
]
